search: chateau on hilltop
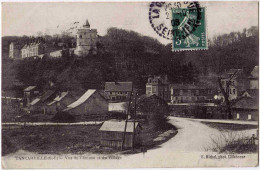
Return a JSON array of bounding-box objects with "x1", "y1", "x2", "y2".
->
[
  {"x1": 74, "y1": 19, "x2": 97, "y2": 56},
  {"x1": 8, "y1": 19, "x2": 97, "y2": 59},
  {"x1": 21, "y1": 41, "x2": 46, "y2": 59}
]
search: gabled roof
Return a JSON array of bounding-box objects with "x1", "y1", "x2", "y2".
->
[
  {"x1": 108, "y1": 102, "x2": 126, "y2": 112},
  {"x1": 241, "y1": 89, "x2": 259, "y2": 98},
  {"x1": 105, "y1": 82, "x2": 133, "y2": 92},
  {"x1": 65, "y1": 89, "x2": 96, "y2": 110},
  {"x1": 232, "y1": 97, "x2": 258, "y2": 110},
  {"x1": 249, "y1": 66, "x2": 259, "y2": 79},
  {"x1": 30, "y1": 98, "x2": 41, "y2": 106},
  {"x1": 41, "y1": 90, "x2": 56, "y2": 102},
  {"x1": 100, "y1": 120, "x2": 139, "y2": 133},
  {"x1": 47, "y1": 92, "x2": 69, "y2": 106},
  {"x1": 170, "y1": 83, "x2": 212, "y2": 90},
  {"x1": 147, "y1": 75, "x2": 168, "y2": 85},
  {"x1": 24, "y1": 86, "x2": 37, "y2": 92}
]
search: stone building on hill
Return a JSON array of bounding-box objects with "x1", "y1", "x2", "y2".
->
[
  {"x1": 74, "y1": 19, "x2": 97, "y2": 56},
  {"x1": 21, "y1": 41, "x2": 46, "y2": 59},
  {"x1": 9, "y1": 42, "x2": 22, "y2": 59}
]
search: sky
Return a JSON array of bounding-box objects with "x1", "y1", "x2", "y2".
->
[{"x1": 2, "y1": 1, "x2": 259, "y2": 44}]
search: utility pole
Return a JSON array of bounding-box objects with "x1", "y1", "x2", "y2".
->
[
  {"x1": 121, "y1": 86, "x2": 133, "y2": 150},
  {"x1": 132, "y1": 91, "x2": 137, "y2": 151}
]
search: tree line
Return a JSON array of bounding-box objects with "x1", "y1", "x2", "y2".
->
[{"x1": 2, "y1": 26, "x2": 258, "y2": 95}]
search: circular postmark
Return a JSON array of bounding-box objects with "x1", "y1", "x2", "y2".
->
[{"x1": 149, "y1": 1, "x2": 201, "y2": 40}]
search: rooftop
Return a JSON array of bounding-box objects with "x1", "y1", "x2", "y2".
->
[
  {"x1": 232, "y1": 97, "x2": 258, "y2": 110},
  {"x1": 65, "y1": 89, "x2": 96, "y2": 110},
  {"x1": 24, "y1": 86, "x2": 37, "y2": 92},
  {"x1": 105, "y1": 82, "x2": 133, "y2": 92},
  {"x1": 249, "y1": 66, "x2": 259, "y2": 79},
  {"x1": 170, "y1": 83, "x2": 213, "y2": 90},
  {"x1": 99, "y1": 120, "x2": 139, "y2": 133},
  {"x1": 47, "y1": 92, "x2": 69, "y2": 106},
  {"x1": 41, "y1": 90, "x2": 56, "y2": 102}
]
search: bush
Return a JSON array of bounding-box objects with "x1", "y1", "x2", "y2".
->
[
  {"x1": 204, "y1": 131, "x2": 258, "y2": 153},
  {"x1": 137, "y1": 95, "x2": 170, "y2": 129},
  {"x1": 52, "y1": 111, "x2": 75, "y2": 123}
]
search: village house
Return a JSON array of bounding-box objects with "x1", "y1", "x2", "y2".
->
[
  {"x1": 231, "y1": 97, "x2": 258, "y2": 121},
  {"x1": 63, "y1": 89, "x2": 108, "y2": 121},
  {"x1": 23, "y1": 86, "x2": 40, "y2": 107},
  {"x1": 231, "y1": 66, "x2": 259, "y2": 121},
  {"x1": 99, "y1": 120, "x2": 141, "y2": 149},
  {"x1": 146, "y1": 75, "x2": 170, "y2": 102},
  {"x1": 47, "y1": 91, "x2": 76, "y2": 114},
  {"x1": 248, "y1": 66, "x2": 259, "y2": 90},
  {"x1": 29, "y1": 90, "x2": 57, "y2": 114},
  {"x1": 218, "y1": 68, "x2": 249, "y2": 102},
  {"x1": 21, "y1": 41, "x2": 46, "y2": 59},
  {"x1": 170, "y1": 83, "x2": 216, "y2": 104},
  {"x1": 105, "y1": 82, "x2": 133, "y2": 102},
  {"x1": 9, "y1": 42, "x2": 22, "y2": 59}
]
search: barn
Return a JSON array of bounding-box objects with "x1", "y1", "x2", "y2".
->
[
  {"x1": 231, "y1": 97, "x2": 258, "y2": 121},
  {"x1": 29, "y1": 90, "x2": 57, "y2": 114},
  {"x1": 99, "y1": 120, "x2": 141, "y2": 149},
  {"x1": 63, "y1": 89, "x2": 108, "y2": 121},
  {"x1": 47, "y1": 91, "x2": 76, "y2": 114}
]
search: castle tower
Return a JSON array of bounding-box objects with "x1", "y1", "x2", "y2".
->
[{"x1": 74, "y1": 19, "x2": 97, "y2": 56}]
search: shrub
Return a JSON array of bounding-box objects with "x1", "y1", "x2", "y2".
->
[{"x1": 204, "y1": 131, "x2": 258, "y2": 153}]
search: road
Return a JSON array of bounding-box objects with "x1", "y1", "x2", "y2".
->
[{"x1": 2, "y1": 117, "x2": 258, "y2": 168}]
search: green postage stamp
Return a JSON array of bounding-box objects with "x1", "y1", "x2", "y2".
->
[{"x1": 171, "y1": 7, "x2": 207, "y2": 51}]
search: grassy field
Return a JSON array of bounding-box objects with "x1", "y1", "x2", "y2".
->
[
  {"x1": 2, "y1": 121, "x2": 177, "y2": 156},
  {"x1": 201, "y1": 122, "x2": 258, "y2": 131}
]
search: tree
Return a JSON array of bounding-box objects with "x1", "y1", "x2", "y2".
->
[
  {"x1": 217, "y1": 70, "x2": 238, "y2": 119},
  {"x1": 137, "y1": 95, "x2": 170, "y2": 129}
]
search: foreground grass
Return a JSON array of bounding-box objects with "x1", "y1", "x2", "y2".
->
[
  {"x1": 2, "y1": 121, "x2": 177, "y2": 156},
  {"x1": 201, "y1": 122, "x2": 258, "y2": 131},
  {"x1": 202, "y1": 122, "x2": 258, "y2": 154}
]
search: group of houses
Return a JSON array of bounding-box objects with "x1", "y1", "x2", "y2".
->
[
  {"x1": 22, "y1": 86, "x2": 108, "y2": 121},
  {"x1": 8, "y1": 20, "x2": 97, "y2": 60},
  {"x1": 145, "y1": 66, "x2": 259, "y2": 121}
]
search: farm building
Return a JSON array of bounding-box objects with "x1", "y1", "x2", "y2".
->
[
  {"x1": 231, "y1": 97, "x2": 258, "y2": 121},
  {"x1": 99, "y1": 120, "x2": 141, "y2": 149},
  {"x1": 63, "y1": 89, "x2": 108, "y2": 121},
  {"x1": 47, "y1": 91, "x2": 76, "y2": 114},
  {"x1": 23, "y1": 86, "x2": 40, "y2": 107},
  {"x1": 29, "y1": 90, "x2": 57, "y2": 114},
  {"x1": 108, "y1": 102, "x2": 126, "y2": 113}
]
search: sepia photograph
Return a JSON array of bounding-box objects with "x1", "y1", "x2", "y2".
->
[{"x1": 1, "y1": 1, "x2": 259, "y2": 169}]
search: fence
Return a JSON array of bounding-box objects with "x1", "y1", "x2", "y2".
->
[
  {"x1": 2, "y1": 121, "x2": 103, "y2": 127},
  {"x1": 231, "y1": 134, "x2": 258, "y2": 145}
]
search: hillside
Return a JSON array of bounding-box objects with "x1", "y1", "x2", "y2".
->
[{"x1": 2, "y1": 26, "x2": 259, "y2": 95}]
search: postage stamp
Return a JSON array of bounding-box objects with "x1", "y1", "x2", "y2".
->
[
  {"x1": 172, "y1": 7, "x2": 207, "y2": 51},
  {"x1": 148, "y1": 2, "x2": 208, "y2": 51},
  {"x1": 148, "y1": 2, "x2": 201, "y2": 40}
]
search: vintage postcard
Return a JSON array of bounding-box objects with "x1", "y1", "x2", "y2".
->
[{"x1": 1, "y1": 1, "x2": 259, "y2": 169}]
